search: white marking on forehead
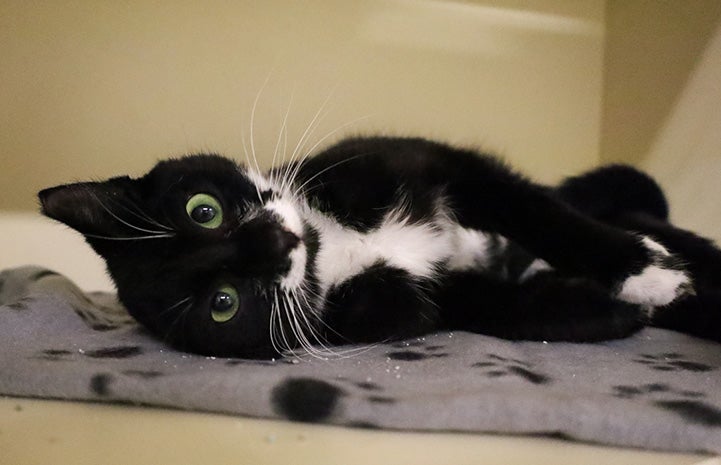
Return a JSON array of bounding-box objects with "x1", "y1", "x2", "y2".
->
[
  {"x1": 245, "y1": 168, "x2": 272, "y2": 191},
  {"x1": 264, "y1": 198, "x2": 304, "y2": 236}
]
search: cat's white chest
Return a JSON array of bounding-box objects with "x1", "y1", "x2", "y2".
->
[{"x1": 306, "y1": 208, "x2": 499, "y2": 294}]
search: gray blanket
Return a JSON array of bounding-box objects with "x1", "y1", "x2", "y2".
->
[{"x1": 1, "y1": 266, "x2": 720, "y2": 454}]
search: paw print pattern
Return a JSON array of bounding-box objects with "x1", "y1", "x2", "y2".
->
[
  {"x1": 472, "y1": 353, "x2": 552, "y2": 385},
  {"x1": 634, "y1": 353, "x2": 715, "y2": 372},
  {"x1": 34, "y1": 345, "x2": 143, "y2": 361},
  {"x1": 385, "y1": 340, "x2": 450, "y2": 361},
  {"x1": 63, "y1": 287, "x2": 135, "y2": 332},
  {"x1": 612, "y1": 383, "x2": 704, "y2": 400},
  {"x1": 611, "y1": 383, "x2": 721, "y2": 427},
  {"x1": 4, "y1": 297, "x2": 34, "y2": 311}
]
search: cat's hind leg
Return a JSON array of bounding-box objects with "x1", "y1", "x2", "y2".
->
[
  {"x1": 608, "y1": 212, "x2": 721, "y2": 343},
  {"x1": 611, "y1": 211, "x2": 721, "y2": 290},
  {"x1": 651, "y1": 290, "x2": 721, "y2": 343},
  {"x1": 437, "y1": 270, "x2": 643, "y2": 342},
  {"x1": 444, "y1": 155, "x2": 692, "y2": 308}
]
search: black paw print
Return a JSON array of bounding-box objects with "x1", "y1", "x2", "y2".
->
[
  {"x1": 385, "y1": 343, "x2": 449, "y2": 361},
  {"x1": 634, "y1": 353, "x2": 714, "y2": 372},
  {"x1": 611, "y1": 383, "x2": 721, "y2": 427},
  {"x1": 4, "y1": 297, "x2": 34, "y2": 311},
  {"x1": 472, "y1": 353, "x2": 551, "y2": 385},
  {"x1": 35, "y1": 345, "x2": 143, "y2": 361},
  {"x1": 612, "y1": 383, "x2": 704, "y2": 400}
]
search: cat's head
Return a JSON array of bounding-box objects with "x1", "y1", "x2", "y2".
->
[{"x1": 39, "y1": 155, "x2": 318, "y2": 359}]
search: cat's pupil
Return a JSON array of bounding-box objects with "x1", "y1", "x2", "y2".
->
[
  {"x1": 191, "y1": 205, "x2": 216, "y2": 223},
  {"x1": 212, "y1": 291, "x2": 234, "y2": 311}
]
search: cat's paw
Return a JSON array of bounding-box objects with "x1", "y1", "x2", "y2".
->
[{"x1": 615, "y1": 237, "x2": 694, "y2": 307}]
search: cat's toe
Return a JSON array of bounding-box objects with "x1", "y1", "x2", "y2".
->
[{"x1": 615, "y1": 236, "x2": 694, "y2": 307}]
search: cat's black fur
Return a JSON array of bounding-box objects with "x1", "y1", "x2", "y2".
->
[{"x1": 39, "y1": 136, "x2": 721, "y2": 358}]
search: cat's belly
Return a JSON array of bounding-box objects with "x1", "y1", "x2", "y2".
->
[{"x1": 304, "y1": 208, "x2": 512, "y2": 295}]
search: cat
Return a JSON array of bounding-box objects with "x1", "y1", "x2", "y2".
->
[{"x1": 39, "y1": 136, "x2": 721, "y2": 359}]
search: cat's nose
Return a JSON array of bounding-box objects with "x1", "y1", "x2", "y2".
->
[
  {"x1": 236, "y1": 217, "x2": 301, "y2": 273},
  {"x1": 271, "y1": 228, "x2": 300, "y2": 257}
]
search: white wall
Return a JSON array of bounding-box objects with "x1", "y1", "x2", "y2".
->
[{"x1": 642, "y1": 21, "x2": 721, "y2": 244}]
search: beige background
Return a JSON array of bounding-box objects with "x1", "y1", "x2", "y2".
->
[
  {"x1": 3, "y1": 0, "x2": 720, "y2": 240},
  {"x1": 2, "y1": 0, "x2": 606, "y2": 212},
  {"x1": 1, "y1": 0, "x2": 720, "y2": 268},
  {"x1": 2, "y1": 2, "x2": 721, "y2": 463}
]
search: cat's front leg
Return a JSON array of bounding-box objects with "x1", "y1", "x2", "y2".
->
[{"x1": 320, "y1": 264, "x2": 440, "y2": 344}]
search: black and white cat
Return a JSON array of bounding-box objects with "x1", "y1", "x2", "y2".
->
[{"x1": 39, "y1": 136, "x2": 721, "y2": 358}]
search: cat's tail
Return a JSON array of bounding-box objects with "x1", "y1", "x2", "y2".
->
[{"x1": 556, "y1": 164, "x2": 669, "y2": 222}]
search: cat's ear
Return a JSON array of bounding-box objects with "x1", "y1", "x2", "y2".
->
[{"x1": 38, "y1": 176, "x2": 138, "y2": 237}]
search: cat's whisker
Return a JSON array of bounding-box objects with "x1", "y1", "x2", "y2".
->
[
  {"x1": 271, "y1": 88, "x2": 295, "y2": 187},
  {"x1": 277, "y1": 293, "x2": 295, "y2": 356},
  {"x1": 284, "y1": 290, "x2": 324, "y2": 359},
  {"x1": 291, "y1": 154, "x2": 367, "y2": 198},
  {"x1": 285, "y1": 292, "x2": 310, "y2": 358},
  {"x1": 288, "y1": 85, "x2": 337, "y2": 164},
  {"x1": 249, "y1": 76, "x2": 269, "y2": 173},
  {"x1": 290, "y1": 289, "x2": 333, "y2": 359},
  {"x1": 162, "y1": 299, "x2": 194, "y2": 347},
  {"x1": 270, "y1": 289, "x2": 286, "y2": 355},
  {"x1": 292, "y1": 286, "x2": 382, "y2": 359},
  {"x1": 240, "y1": 129, "x2": 264, "y2": 203},
  {"x1": 125, "y1": 202, "x2": 174, "y2": 232},
  {"x1": 159, "y1": 295, "x2": 193, "y2": 317},
  {"x1": 276, "y1": 87, "x2": 336, "y2": 195},
  {"x1": 285, "y1": 114, "x2": 372, "y2": 197},
  {"x1": 89, "y1": 191, "x2": 172, "y2": 236},
  {"x1": 292, "y1": 292, "x2": 334, "y2": 359},
  {"x1": 247, "y1": 74, "x2": 273, "y2": 202},
  {"x1": 284, "y1": 295, "x2": 308, "y2": 357},
  {"x1": 103, "y1": 196, "x2": 173, "y2": 232},
  {"x1": 304, "y1": 114, "x2": 373, "y2": 160},
  {"x1": 83, "y1": 233, "x2": 176, "y2": 241},
  {"x1": 278, "y1": 286, "x2": 371, "y2": 360}
]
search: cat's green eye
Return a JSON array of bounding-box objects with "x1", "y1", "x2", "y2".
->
[
  {"x1": 210, "y1": 285, "x2": 239, "y2": 323},
  {"x1": 186, "y1": 193, "x2": 223, "y2": 229}
]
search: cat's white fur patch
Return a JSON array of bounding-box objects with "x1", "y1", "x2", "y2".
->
[
  {"x1": 446, "y1": 227, "x2": 504, "y2": 271},
  {"x1": 245, "y1": 169, "x2": 272, "y2": 192},
  {"x1": 519, "y1": 259, "x2": 553, "y2": 282},
  {"x1": 306, "y1": 206, "x2": 497, "y2": 296},
  {"x1": 616, "y1": 265, "x2": 689, "y2": 307},
  {"x1": 263, "y1": 198, "x2": 307, "y2": 290},
  {"x1": 616, "y1": 236, "x2": 690, "y2": 307},
  {"x1": 282, "y1": 244, "x2": 307, "y2": 290},
  {"x1": 641, "y1": 236, "x2": 671, "y2": 256},
  {"x1": 307, "y1": 212, "x2": 448, "y2": 295},
  {"x1": 264, "y1": 199, "x2": 304, "y2": 237}
]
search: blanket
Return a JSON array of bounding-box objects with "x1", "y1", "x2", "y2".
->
[{"x1": 1, "y1": 265, "x2": 720, "y2": 454}]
